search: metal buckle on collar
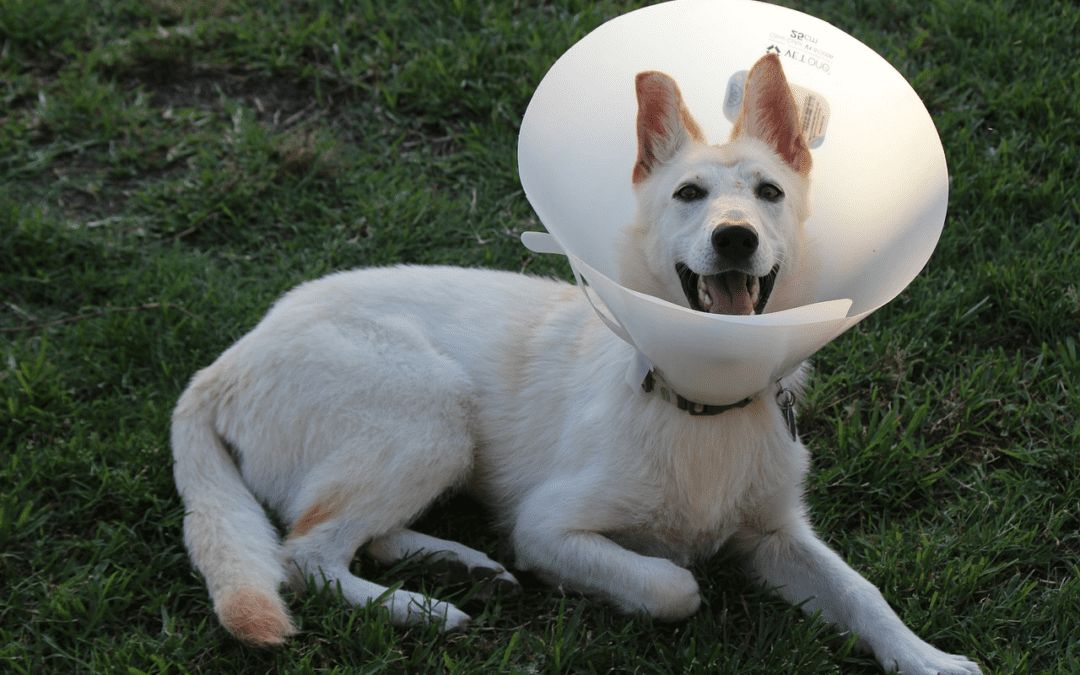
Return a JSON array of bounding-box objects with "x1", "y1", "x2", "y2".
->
[{"x1": 678, "y1": 395, "x2": 710, "y2": 416}]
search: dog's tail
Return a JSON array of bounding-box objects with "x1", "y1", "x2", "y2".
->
[{"x1": 171, "y1": 369, "x2": 296, "y2": 646}]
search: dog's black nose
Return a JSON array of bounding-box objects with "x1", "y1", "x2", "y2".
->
[{"x1": 712, "y1": 225, "x2": 758, "y2": 262}]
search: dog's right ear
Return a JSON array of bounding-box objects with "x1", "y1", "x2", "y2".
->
[{"x1": 633, "y1": 71, "x2": 705, "y2": 184}]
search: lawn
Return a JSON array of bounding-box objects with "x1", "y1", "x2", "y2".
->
[{"x1": 1, "y1": 0, "x2": 1078, "y2": 673}]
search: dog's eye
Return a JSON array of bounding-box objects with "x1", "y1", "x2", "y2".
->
[
  {"x1": 756, "y1": 183, "x2": 783, "y2": 202},
  {"x1": 674, "y1": 184, "x2": 706, "y2": 202}
]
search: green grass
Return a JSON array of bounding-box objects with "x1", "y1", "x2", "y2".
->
[{"x1": 2, "y1": 0, "x2": 1078, "y2": 672}]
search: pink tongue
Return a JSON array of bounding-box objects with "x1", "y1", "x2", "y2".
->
[{"x1": 706, "y1": 272, "x2": 753, "y2": 315}]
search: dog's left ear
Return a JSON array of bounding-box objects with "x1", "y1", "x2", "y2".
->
[
  {"x1": 633, "y1": 71, "x2": 706, "y2": 184},
  {"x1": 730, "y1": 54, "x2": 812, "y2": 177}
]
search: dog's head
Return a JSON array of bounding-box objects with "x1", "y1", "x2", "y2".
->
[{"x1": 618, "y1": 54, "x2": 813, "y2": 316}]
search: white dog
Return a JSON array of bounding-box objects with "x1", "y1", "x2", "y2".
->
[{"x1": 172, "y1": 54, "x2": 980, "y2": 674}]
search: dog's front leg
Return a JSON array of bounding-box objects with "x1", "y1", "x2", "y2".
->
[
  {"x1": 735, "y1": 497, "x2": 981, "y2": 674},
  {"x1": 511, "y1": 477, "x2": 701, "y2": 620}
]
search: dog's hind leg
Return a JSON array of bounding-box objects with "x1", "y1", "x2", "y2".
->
[
  {"x1": 367, "y1": 529, "x2": 520, "y2": 594},
  {"x1": 280, "y1": 431, "x2": 477, "y2": 630},
  {"x1": 276, "y1": 329, "x2": 481, "y2": 631}
]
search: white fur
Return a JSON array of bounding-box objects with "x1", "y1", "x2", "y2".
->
[{"x1": 171, "y1": 55, "x2": 980, "y2": 673}]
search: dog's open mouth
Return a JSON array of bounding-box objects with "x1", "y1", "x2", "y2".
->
[{"x1": 676, "y1": 263, "x2": 778, "y2": 316}]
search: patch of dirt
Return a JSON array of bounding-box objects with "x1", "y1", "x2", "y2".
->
[{"x1": 139, "y1": 66, "x2": 353, "y2": 131}]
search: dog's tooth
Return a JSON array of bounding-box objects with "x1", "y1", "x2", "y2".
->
[{"x1": 697, "y1": 275, "x2": 712, "y2": 309}]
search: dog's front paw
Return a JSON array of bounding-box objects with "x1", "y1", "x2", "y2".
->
[
  {"x1": 382, "y1": 589, "x2": 471, "y2": 632},
  {"x1": 629, "y1": 560, "x2": 700, "y2": 621},
  {"x1": 436, "y1": 559, "x2": 522, "y2": 601},
  {"x1": 876, "y1": 640, "x2": 981, "y2": 675}
]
